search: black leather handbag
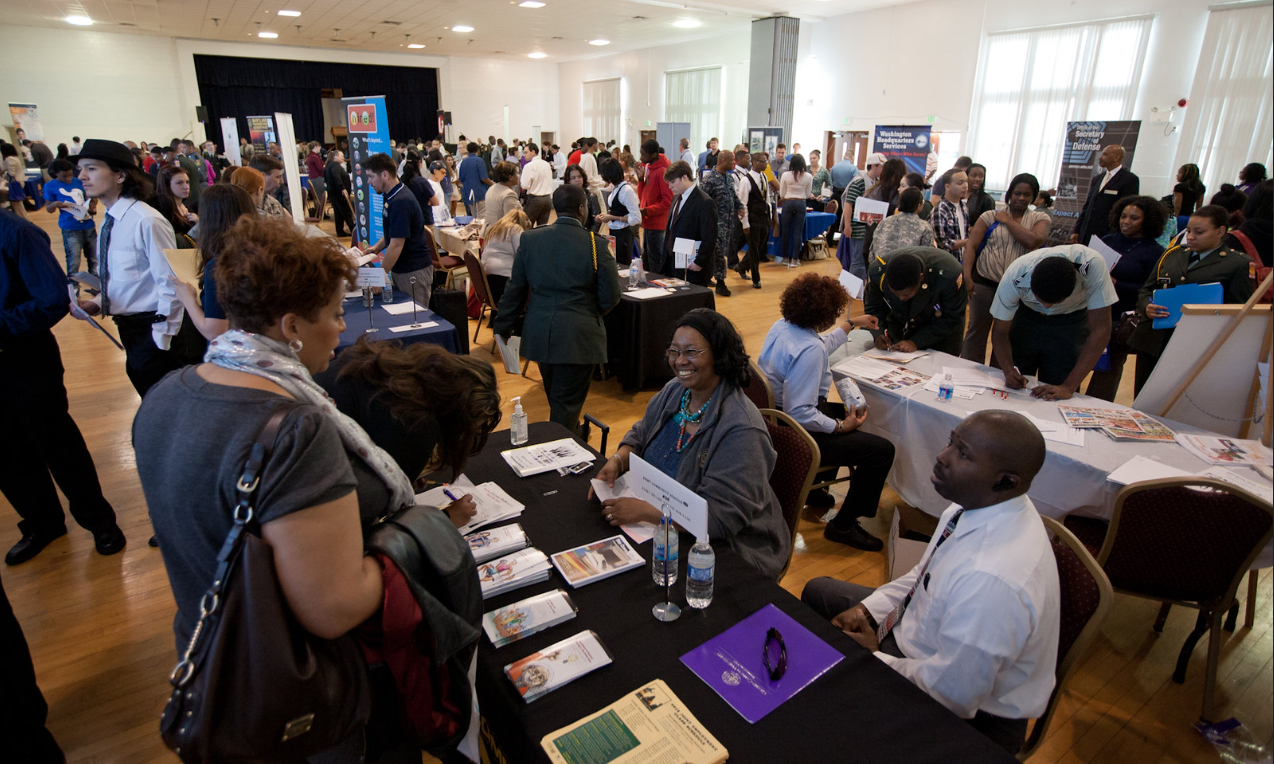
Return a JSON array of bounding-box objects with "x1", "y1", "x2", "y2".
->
[{"x1": 160, "y1": 407, "x2": 371, "y2": 763}]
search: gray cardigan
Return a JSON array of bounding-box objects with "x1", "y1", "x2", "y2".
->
[{"x1": 620, "y1": 379, "x2": 790, "y2": 580}]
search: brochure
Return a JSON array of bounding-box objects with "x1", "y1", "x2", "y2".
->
[
  {"x1": 1175, "y1": 434, "x2": 1273, "y2": 467},
  {"x1": 466, "y1": 524, "x2": 529, "y2": 564},
  {"x1": 494, "y1": 333, "x2": 522, "y2": 375},
  {"x1": 541, "y1": 679, "x2": 728, "y2": 764},
  {"x1": 483, "y1": 589, "x2": 579, "y2": 648},
  {"x1": 66, "y1": 285, "x2": 125, "y2": 350},
  {"x1": 479, "y1": 548, "x2": 553, "y2": 599},
  {"x1": 590, "y1": 475, "x2": 657, "y2": 543},
  {"x1": 502, "y1": 438, "x2": 596, "y2": 477},
  {"x1": 680, "y1": 603, "x2": 843, "y2": 724},
  {"x1": 504, "y1": 630, "x2": 613, "y2": 702},
  {"x1": 551, "y1": 536, "x2": 645, "y2": 588}
]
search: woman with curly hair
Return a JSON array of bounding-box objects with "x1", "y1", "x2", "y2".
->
[
  {"x1": 590, "y1": 309, "x2": 791, "y2": 580},
  {"x1": 757, "y1": 273, "x2": 893, "y2": 552}
]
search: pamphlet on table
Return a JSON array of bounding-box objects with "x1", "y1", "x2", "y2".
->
[
  {"x1": 680, "y1": 603, "x2": 843, "y2": 723},
  {"x1": 380, "y1": 300, "x2": 427, "y2": 316},
  {"x1": 540, "y1": 679, "x2": 729, "y2": 764},
  {"x1": 649, "y1": 277, "x2": 687, "y2": 287},
  {"x1": 502, "y1": 438, "x2": 596, "y2": 477},
  {"x1": 590, "y1": 475, "x2": 657, "y2": 543},
  {"x1": 550, "y1": 535, "x2": 645, "y2": 588},
  {"x1": 466, "y1": 523, "x2": 529, "y2": 564},
  {"x1": 483, "y1": 589, "x2": 579, "y2": 648},
  {"x1": 504, "y1": 630, "x2": 613, "y2": 702},
  {"x1": 1018, "y1": 412, "x2": 1086, "y2": 447},
  {"x1": 388, "y1": 322, "x2": 438, "y2": 333},
  {"x1": 1174, "y1": 434, "x2": 1273, "y2": 467},
  {"x1": 1105, "y1": 455, "x2": 1192, "y2": 485},
  {"x1": 479, "y1": 547, "x2": 553, "y2": 599},
  {"x1": 625, "y1": 287, "x2": 676, "y2": 300},
  {"x1": 416, "y1": 476, "x2": 526, "y2": 535}
]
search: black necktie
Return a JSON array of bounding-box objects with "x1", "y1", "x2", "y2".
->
[{"x1": 99, "y1": 213, "x2": 113, "y2": 315}]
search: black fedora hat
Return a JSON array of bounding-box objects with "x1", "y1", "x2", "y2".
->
[{"x1": 77, "y1": 139, "x2": 136, "y2": 167}]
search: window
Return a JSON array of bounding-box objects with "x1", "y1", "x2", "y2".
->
[
  {"x1": 1174, "y1": 4, "x2": 1273, "y2": 196},
  {"x1": 666, "y1": 67, "x2": 722, "y2": 161},
  {"x1": 582, "y1": 78, "x2": 621, "y2": 145},
  {"x1": 968, "y1": 17, "x2": 1153, "y2": 190}
]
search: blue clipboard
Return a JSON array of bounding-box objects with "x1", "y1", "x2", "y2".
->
[{"x1": 1151, "y1": 282, "x2": 1223, "y2": 329}]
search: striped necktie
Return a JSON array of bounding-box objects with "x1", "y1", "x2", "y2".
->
[
  {"x1": 99, "y1": 213, "x2": 114, "y2": 316},
  {"x1": 877, "y1": 508, "x2": 965, "y2": 641}
]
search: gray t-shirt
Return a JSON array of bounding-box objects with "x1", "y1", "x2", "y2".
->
[{"x1": 133, "y1": 366, "x2": 391, "y2": 645}]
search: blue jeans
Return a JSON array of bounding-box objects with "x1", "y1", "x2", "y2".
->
[
  {"x1": 778, "y1": 199, "x2": 807, "y2": 262},
  {"x1": 848, "y1": 237, "x2": 866, "y2": 279},
  {"x1": 61, "y1": 228, "x2": 98, "y2": 276}
]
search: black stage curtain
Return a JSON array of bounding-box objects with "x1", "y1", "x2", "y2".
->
[{"x1": 194, "y1": 55, "x2": 439, "y2": 150}]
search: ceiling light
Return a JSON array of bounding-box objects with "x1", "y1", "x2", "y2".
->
[
  {"x1": 408, "y1": 43, "x2": 425, "y2": 48},
  {"x1": 589, "y1": 38, "x2": 610, "y2": 46},
  {"x1": 453, "y1": 24, "x2": 474, "y2": 32},
  {"x1": 528, "y1": 51, "x2": 547, "y2": 58},
  {"x1": 258, "y1": 31, "x2": 278, "y2": 38},
  {"x1": 673, "y1": 18, "x2": 701, "y2": 28},
  {"x1": 65, "y1": 14, "x2": 93, "y2": 25},
  {"x1": 519, "y1": 1, "x2": 546, "y2": 6},
  {"x1": 278, "y1": 9, "x2": 301, "y2": 16}
]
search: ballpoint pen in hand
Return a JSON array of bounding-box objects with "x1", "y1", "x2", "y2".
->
[{"x1": 442, "y1": 487, "x2": 460, "y2": 503}]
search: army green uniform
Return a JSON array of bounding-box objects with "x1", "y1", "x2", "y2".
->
[{"x1": 864, "y1": 246, "x2": 968, "y2": 357}]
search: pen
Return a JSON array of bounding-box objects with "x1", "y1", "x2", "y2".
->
[{"x1": 442, "y1": 488, "x2": 460, "y2": 502}]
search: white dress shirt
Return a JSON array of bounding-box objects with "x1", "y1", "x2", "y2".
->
[
  {"x1": 861, "y1": 495, "x2": 1061, "y2": 720},
  {"x1": 97, "y1": 197, "x2": 184, "y2": 349},
  {"x1": 733, "y1": 168, "x2": 753, "y2": 229},
  {"x1": 603, "y1": 183, "x2": 642, "y2": 230},
  {"x1": 520, "y1": 156, "x2": 554, "y2": 196},
  {"x1": 680, "y1": 148, "x2": 696, "y2": 167},
  {"x1": 552, "y1": 151, "x2": 567, "y2": 178},
  {"x1": 579, "y1": 152, "x2": 601, "y2": 192}
]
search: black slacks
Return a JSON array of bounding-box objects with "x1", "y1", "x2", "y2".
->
[
  {"x1": 113, "y1": 312, "x2": 207, "y2": 398},
  {"x1": 742, "y1": 218, "x2": 769, "y2": 284},
  {"x1": 808, "y1": 401, "x2": 895, "y2": 527},
  {"x1": 331, "y1": 189, "x2": 354, "y2": 236},
  {"x1": 537, "y1": 363, "x2": 595, "y2": 436},
  {"x1": 611, "y1": 225, "x2": 634, "y2": 266},
  {"x1": 0, "y1": 573, "x2": 63, "y2": 763},
  {"x1": 1008, "y1": 307, "x2": 1088, "y2": 386},
  {"x1": 0, "y1": 330, "x2": 116, "y2": 537}
]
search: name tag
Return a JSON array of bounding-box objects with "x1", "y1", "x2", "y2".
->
[{"x1": 1103, "y1": 189, "x2": 1118, "y2": 195}]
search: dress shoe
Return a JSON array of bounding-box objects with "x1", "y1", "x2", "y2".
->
[
  {"x1": 715, "y1": 282, "x2": 732, "y2": 297},
  {"x1": 93, "y1": 525, "x2": 127, "y2": 556},
  {"x1": 805, "y1": 488, "x2": 836, "y2": 510},
  {"x1": 5, "y1": 527, "x2": 67, "y2": 565},
  {"x1": 824, "y1": 521, "x2": 884, "y2": 552},
  {"x1": 148, "y1": 535, "x2": 160, "y2": 548}
]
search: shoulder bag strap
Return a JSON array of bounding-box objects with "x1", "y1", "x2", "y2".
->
[{"x1": 1230, "y1": 230, "x2": 1259, "y2": 261}]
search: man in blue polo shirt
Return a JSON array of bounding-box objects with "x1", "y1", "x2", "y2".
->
[
  {"x1": 42, "y1": 159, "x2": 98, "y2": 277},
  {"x1": 362, "y1": 153, "x2": 435, "y2": 307},
  {"x1": 457, "y1": 141, "x2": 493, "y2": 220}
]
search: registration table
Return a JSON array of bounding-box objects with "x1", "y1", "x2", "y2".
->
[
  {"x1": 459, "y1": 422, "x2": 1017, "y2": 764},
  {"x1": 336, "y1": 293, "x2": 459, "y2": 353},
  {"x1": 605, "y1": 283, "x2": 716, "y2": 390},
  {"x1": 766, "y1": 210, "x2": 837, "y2": 258}
]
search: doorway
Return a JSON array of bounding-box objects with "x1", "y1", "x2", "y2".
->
[
  {"x1": 640, "y1": 130, "x2": 656, "y2": 149},
  {"x1": 540, "y1": 131, "x2": 556, "y2": 146},
  {"x1": 825, "y1": 131, "x2": 869, "y2": 170}
]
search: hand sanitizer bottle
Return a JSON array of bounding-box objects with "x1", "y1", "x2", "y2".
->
[{"x1": 510, "y1": 396, "x2": 528, "y2": 445}]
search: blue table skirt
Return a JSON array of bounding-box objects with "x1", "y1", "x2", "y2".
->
[
  {"x1": 756, "y1": 210, "x2": 837, "y2": 256},
  {"x1": 338, "y1": 295, "x2": 459, "y2": 353}
]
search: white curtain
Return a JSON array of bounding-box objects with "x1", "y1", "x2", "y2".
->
[
  {"x1": 1174, "y1": 4, "x2": 1274, "y2": 197},
  {"x1": 968, "y1": 16, "x2": 1153, "y2": 190},
  {"x1": 665, "y1": 67, "x2": 722, "y2": 161},
  {"x1": 582, "y1": 78, "x2": 621, "y2": 145}
]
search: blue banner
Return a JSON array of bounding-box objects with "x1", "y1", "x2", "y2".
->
[
  {"x1": 872, "y1": 125, "x2": 932, "y2": 175},
  {"x1": 343, "y1": 95, "x2": 391, "y2": 248}
]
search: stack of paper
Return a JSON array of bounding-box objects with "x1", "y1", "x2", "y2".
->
[
  {"x1": 1056, "y1": 405, "x2": 1176, "y2": 443},
  {"x1": 589, "y1": 475, "x2": 656, "y2": 543},
  {"x1": 466, "y1": 524, "x2": 529, "y2": 564},
  {"x1": 1175, "y1": 434, "x2": 1274, "y2": 466},
  {"x1": 483, "y1": 589, "x2": 579, "y2": 648},
  {"x1": 550, "y1": 536, "x2": 645, "y2": 588},
  {"x1": 943, "y1": 366, "x2": 997, "y2": 389},
  {"x1": 504, "y1": 630, "x2": 614, "y2": 702},
  {"x1": 1198, "y1": 466, "x2": 1274, "y2": 497},
  {"x1": 502, "y1": 438, "x2": 596, "y2": 478},
  {"x1": 1020, "y1": 412, "x2": 1086, "y2": 447},
  {"x1": 415, "y1": 476, "x2": 527, "y2": 535},
  {"x1": 479, "y1": 548, "x2": 553, "y2": 599},
  {"x1": 625, "y1": 287, "x2": 676, "y2": 300}
]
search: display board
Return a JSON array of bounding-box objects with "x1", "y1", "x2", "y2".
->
[
  {"x1": 1048, "y1": 120, "x2": 1141, "y2": 245},
  {"x1": 872, "y1": 125, "x2": 932, "y2": 175},
  {"x1": 246, "y1": 115, "x2": 277, "y2": 155},
  {"x1": 342, "y1": 95, "x2": 391, "y2": 248}
]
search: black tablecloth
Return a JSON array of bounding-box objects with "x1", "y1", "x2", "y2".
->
[
  {"x1": 337, "y1": 295, "x2": 459, "y2": 353},
  {"x1": 458, "y1": 422, "x2": 1016, "y2": 764},
  {"x1": 604, "y1": 285, "x2": 716, "y2": 391}
]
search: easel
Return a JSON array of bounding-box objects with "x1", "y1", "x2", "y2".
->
[{"x1": 1156, "y1": 272, "x2": 1273, "y2": 447}]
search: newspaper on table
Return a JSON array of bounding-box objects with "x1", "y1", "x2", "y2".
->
[
  {"x1": 1175, "y1": 434, "x2": 1274, "y2": 467},
  {"x1": 504, "y1": 630, "x2": 613, "y2": 703},
  {"x1": 466, "y1": 523, "x2": 529, "y2": 564},
  {"x1": 541, "y1": 679, "x2": 728, "y2": 764},
  {"x1": 1198, "y1": 466, "x2": 1274, "y2": 498},
  {"x1": 590, "y1": 474, "x2": 656, "y2": 543},
  {"x1": 479, "y1": 547, "x2": 553, "y2": 599},
  {"x1": 483, "y1": 589, "x2": 578, "y2": 648},
  {"x1": 502, "y1": 437, "x2": 595, "y2": 477}
]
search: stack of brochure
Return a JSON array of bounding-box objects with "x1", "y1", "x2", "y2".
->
[
  {"x1": 504, "y1": 630, "x2": 614, "y2": 702},
  {"x1": 502, "y1": 438, "x2": 596, "y2": 478},
  {"x1": 466, "y1": 524, "x2": 529, "y2": 564},
  {"x1": 1175, "y1": 434, "x2": 1273, "y2": 466},
  {"x1": 479, "y1": 548, "x2": 553, "y2": 599},
  {"x1": 550, "y1": 536, "x2": 645, "y2": 588},
  {"x1": 483, "y1": 589, "x2": 579, "y2": 648},
  {"x1": 416, "y1": 475, "x2": 526, "y2": 534}
]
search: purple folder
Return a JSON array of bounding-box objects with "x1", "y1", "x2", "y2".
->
[{"x1": 679, "y1": 603, "x2": 844, "y2": 723}]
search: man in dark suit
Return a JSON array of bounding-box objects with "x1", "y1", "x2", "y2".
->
[
  {"x1": 661, "y1": 160, "x2": 718, "y2": 286},
  {"x1": 1070, "y1": 144, "x2": 1139, "y2": 246},
  {"x1": 493, "y1": 184, "x2": 622, "y2": 435}
]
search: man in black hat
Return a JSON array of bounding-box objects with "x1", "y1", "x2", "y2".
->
[{"x1": 75, "y1": 138, "x2": 206, "y2": 398}]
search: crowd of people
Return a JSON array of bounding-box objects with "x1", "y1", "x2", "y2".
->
[{"x1": 1, "y1": 119, "x2": 1271, "y2": 762}]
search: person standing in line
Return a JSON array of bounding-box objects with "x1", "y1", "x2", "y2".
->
[
  {"x1": 778, "y1": 154, "x2": 813, "y2": 265},
  {"x1": 41, "y1": 158, "x2": 98, "y2": 276},
  {"x1": 493, "y1": 184, "x2": 621, "y2": 434},
  {"x1": 698, "y1": 151, "x2": 743, "y2": 296},
  {"x1": 729, "y1": 148, "x2": 752, "y2": 271},
  {"x1": 964, "y1": 163, "x2": 996, "y2": 226},
  {"x1": 1070, "y1": 144, "x2": 1139, "y2": 246},
  {"x1": 1172, "y1": 163, "x2": 1206, "y2": 217},
  {"x1": 931, "y1": 167, "x2": 970, "y2": 261},
  {"x1": 808, "y1": 150, "x2": 832, "y2": 213},
  {"x1": 75, "y1": 139, "x2": 206, "y2": 398},
  {"x1": 637, "y1": 140, "x2": 672, "y2": 274},
  {"x1": 826, "y1": 147, "x2": 859, "y2": 247},
  {"x1": 735, "y1": 152, "x2": 772, "y2": 289},
  {"x1": 362, "y1": 153, "x2": 435, "y2": 308},
  {"x1": 597, "y1": 158, "x2": 641, "y2": 267},
  {"x1": 698, "y1": 138, "x2": 721, "y2": 179},
  {"x1": 519, "y1": 142, "x2": 554, "y2": 227},
  {"x1": 768, "y1": 143, "x2": 790, "y2": 179},
  {"x1": 929, "y1": 155, "x2": 972, "y2": 208},
  {"x1": 325, "y1": 149, "x2": 354, "y2": 238},
  {"x1": 840, "y1": 153, "x2": 886, "y2": 278},
  {"x1": 1, "y1": 209, "x2": 125, "y2": 565},
  {"x1": 458, "y1": 141, "x2": 493, "y2": 220},
  {"x1": 248, "y1": 155, "x2": 291, "y2": 219},
  {"x1": 305, "y1": 141, "x2": 327, "y2": 220}
]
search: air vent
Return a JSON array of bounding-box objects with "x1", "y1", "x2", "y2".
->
[{"x1": 381, "y1": 20, "x2": 401, "y2": 25}]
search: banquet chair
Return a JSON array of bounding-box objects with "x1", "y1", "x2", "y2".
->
[
  {"x1": 1063, "y1": 477, "x2": 1272, "y2": 721},
  {"x1": 1019, "y1": 517, "x2": 1113, "y2": 760},
  {"x1": 742, "y1": 361, "x2": 775, "y2": 411},
  {"x1": 427, "y1": 227, "x2": 468, "y2": 290},
  {"x1": 464, "y1": 252, "x2": 498, "y2": 347},
  {"x1": 759, "y1": 409, "x2": 821, "y2": 582}
]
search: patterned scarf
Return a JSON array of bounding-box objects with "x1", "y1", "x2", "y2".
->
[{"x1": 205, "y1": 330, "x2": 415, "y2": 511}]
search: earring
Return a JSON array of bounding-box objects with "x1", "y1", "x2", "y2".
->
[{"x1": 288, "y1": 338, "x2": 303, "y2": 353}]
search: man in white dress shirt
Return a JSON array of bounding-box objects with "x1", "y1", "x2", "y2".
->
[
  {"x1": 520, "y1": 143, "x2": 555, "y2": 227},
  {"x1": 579, "y1": 137, "x2": 601, "y2": 193},
  {"x1": 802, "y1": 410, "x2": 1060, "y2": 755},
  {"x1": 75, "y1": 139, "x2": 205, "y2": 397}
]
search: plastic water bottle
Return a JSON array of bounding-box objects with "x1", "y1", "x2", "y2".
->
[
  {"x1": 686, "y1": 534, "x2": 715, "y2": 609},
  {"x1": 509, "y1": 397, "x2": 528, "y2": 446},
  {"x1": 938, "y1": 372, "x2": 954, "y2": 402},
  {"x1": 377, "y1": 263, "x2": 394, "y2": 303},
  {"x1": 628, "y1": 255, "x2": 642, "y2": 289},
  {"x1": 652, "y1": 516, "x2": 679, "y2": 586}
]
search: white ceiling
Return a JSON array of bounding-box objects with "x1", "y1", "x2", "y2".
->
[{"x1": 8, "y1": 0, "x2": 918, "y2": 61}]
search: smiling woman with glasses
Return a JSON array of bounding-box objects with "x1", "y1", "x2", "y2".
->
[{"x1": 588, "y1": 308, "x2": 791, "y2": 580}]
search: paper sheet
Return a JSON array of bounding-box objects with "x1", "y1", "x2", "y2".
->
[
  {"x1": 838, "y1": 269, "x2": 865, "y2": 300},
  {"x1": 1198, "y1": 466, "x2": 1274, "y2": 497},
  {"x1": 66, "y1": 285, "x2": 125, "y2": 350},
  {"x1": 673, "y1": 237, "x2": 699, "y2": 269},
  {"x1": 494, "y1": 334, "x2": 521, "y2": 374},
  {"x1": 628, "y1": 454, "x2": 709, "y2": 542},
  {"x1": 831, "y1": 355, "x2": 899, "y2": 381},
  {"x1": 388, "y1": 321, "x2": 438, "y2": 333},
  {"x1": 381, "y1": 300, "x2": 427, "y2": 316},
  {"x1": 356, "y1": 266, "x2": 386, "y2": 288},
  {"x1": 1087, "y1": 235, "x2": 1123, "y2": 272},
  {"x1": 1106, "y1": 455, "x2": 1192, "y2": 485},
  {"x1": 625, "y1": 287, "x2": 675, "y2": 300},
  {"x1": 864, "y1": 348, "x2": 929, "y2": 363},
  {"x1": 590, "y1": 476, "x2": 656, "y2": 543},
  {"x1": 852, "y1": 196, "x2": 889, "y2": 224}
]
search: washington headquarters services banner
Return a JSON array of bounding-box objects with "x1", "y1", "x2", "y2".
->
[{"x1": 872, "y1": 125, "x2": 932, "y2": 175}]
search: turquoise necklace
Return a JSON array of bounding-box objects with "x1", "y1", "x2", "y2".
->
[{"x1": 673, "y1": 388, "x2": 711, "y2": 452}]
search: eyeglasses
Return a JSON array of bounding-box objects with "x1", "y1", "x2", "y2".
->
[
  {"x1": 665, "y1": 347, "x2": 707, "y2": 363},
  {"x1": 763, "y1": 627, "x2": 787, "y2": 680}
]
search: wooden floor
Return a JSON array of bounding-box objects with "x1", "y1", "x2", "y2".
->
[{"x1": 3, "y1": 209, "x2": 1270, "y2": 763}]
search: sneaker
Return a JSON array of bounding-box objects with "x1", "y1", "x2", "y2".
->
[
  {"x1": 824, "y1": 521, "x2": 884, "y2": 552},
  {"x1": 93, "y1": 525, "x2": 127, "y2": 556},
  {"x1": 715, "y1": 282, "x2": 732, "y2": 297},
  {"x1": 805, "y1": 488, "x2": 836, "y2": 509},
  {"x1": 5, "y1": 527, "x2": 68, "y2": 565}
]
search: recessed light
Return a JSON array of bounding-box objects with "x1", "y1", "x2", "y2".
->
[
  {"x1": 408, "y1": 43, "x2": 425, "y2": 48},
  {"x1": 453, "y1": 24, "x2": 474, "y2": 32},
  {"x1": 673, "y1": 18, "x2": 701, "y2": 28},
  {"x1": 65, "y1": 14, "x2": 93, "y2": 25},
  {"x1": 278, "y1": 9, "x2": 301, "y2": 16},
  {"x1": 519, "y1": 1, "x2": 546, "y2": 6},
  {"x1": 258, "y1": 31, "x2": 278, "y2": 38},
  {"x1": 528, "y1": 51, "x2": 547, "y2": 58},
  {"x1": 589, "y1": 38, "x2": 610, "y2": 46}
]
